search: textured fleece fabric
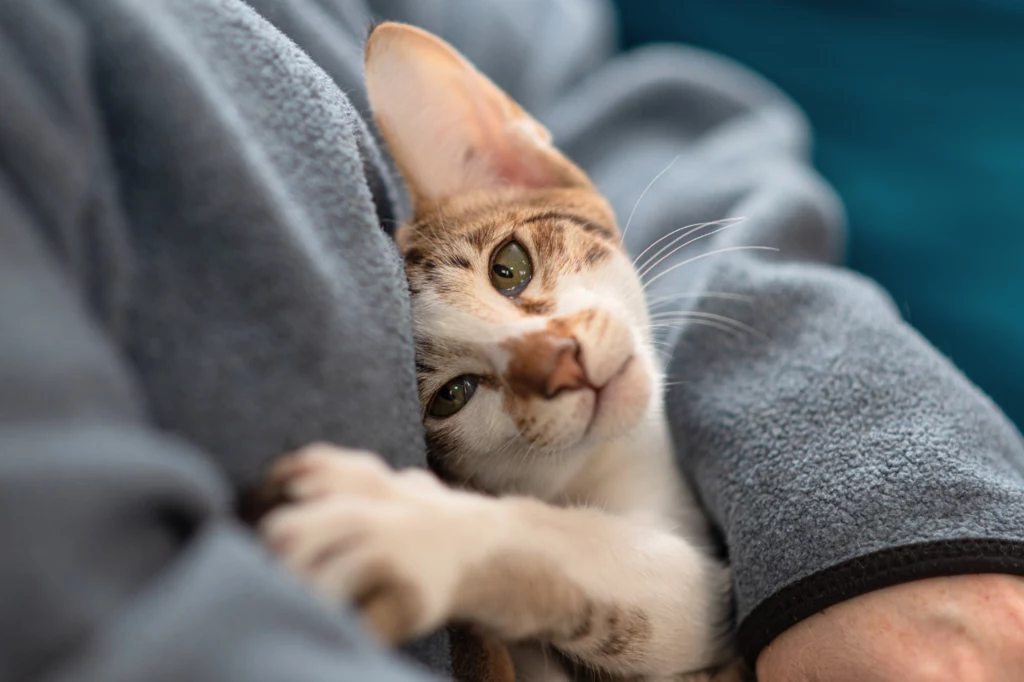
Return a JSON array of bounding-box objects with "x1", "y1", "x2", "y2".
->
[{"x1": 0, "y1": 1, "x2": 1022, "y2": 680}]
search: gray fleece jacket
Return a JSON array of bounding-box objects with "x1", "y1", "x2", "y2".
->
[{"x1": 1, "y1": 0, "x2": 1022, "y2": 680}]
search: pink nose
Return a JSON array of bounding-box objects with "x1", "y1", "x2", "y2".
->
[{"x1": 505, "y1": 332, "x2": 587, "y2": 399}]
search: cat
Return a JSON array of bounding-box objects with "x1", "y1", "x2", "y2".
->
[{"x1": 260, "y1": 22, "x2": 744, "y2": 682}]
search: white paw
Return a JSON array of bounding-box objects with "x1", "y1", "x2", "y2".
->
[{"x1": 260, "y1": 443, "x2": 490, "y2": 643}]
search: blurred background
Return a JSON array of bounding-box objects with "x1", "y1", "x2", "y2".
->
[{"x1": 613, "y1": 0, "x2": 1024, "y2": 429}]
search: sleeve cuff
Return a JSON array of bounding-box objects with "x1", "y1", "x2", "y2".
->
[{"x1": 738, "y1": 538, "x2": 1024, "y2": 665}]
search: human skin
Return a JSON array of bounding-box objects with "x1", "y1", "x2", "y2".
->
[{"x1": 757, "y1": 574, "x2": 1024, "y2": 682}]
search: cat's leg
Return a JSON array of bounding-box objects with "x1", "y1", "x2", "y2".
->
[{"x1": 262, "y1": 445, "x2": 735, "y2": 679}]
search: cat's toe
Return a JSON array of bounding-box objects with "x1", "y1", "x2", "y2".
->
[{"x1": 270, "y1": 442, "x2": 393, "y2": 501}]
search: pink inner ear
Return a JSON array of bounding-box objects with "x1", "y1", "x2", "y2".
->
[
  {"x1": 461, "y1": 89, "x2": 565, "y2": 190},
  {"x1": 366, "y1": 23, "x2": 584, "y2": 202},
  {"x1": 480, "y1": 140, "x2": 568, "y2": 190},
  {"x1": 499, "y1": 151, "x2": 564, "y2": 188}
]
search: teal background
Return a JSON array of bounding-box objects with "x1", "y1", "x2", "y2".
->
[{"x1": 615, "y1": 0, "x2": 1024, "y2": 428}]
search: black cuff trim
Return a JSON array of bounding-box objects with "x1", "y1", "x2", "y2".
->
[{"x1": 737, "y1": 538, "x2": 1024, "y2": 666}]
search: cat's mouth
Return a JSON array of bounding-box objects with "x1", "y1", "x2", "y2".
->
[{"x1": 583, "y1": 355, "x2": 636, "y2": 436}]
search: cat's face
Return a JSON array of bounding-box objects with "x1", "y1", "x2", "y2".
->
[
  {"x1": 397, "y1": 189, "x2": 658, "y2": 494},
  {"x1": 366, "y1": 24, "x2": 659, "y2": 494}
]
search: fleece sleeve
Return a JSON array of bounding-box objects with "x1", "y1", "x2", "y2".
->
[
  {"x1": 660, "y1": 190, "x2": 1024, "y2": 663},
  {"x1": 0, "y1": 172, "x2": 440, "y2": 682},
  {"x1": 0, "y1": 13, "x2": 443, "y2": 674}
]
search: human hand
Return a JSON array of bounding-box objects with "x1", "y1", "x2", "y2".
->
[{"x1": 757, "y1": 574, "x2": 1024, "y2": 682}]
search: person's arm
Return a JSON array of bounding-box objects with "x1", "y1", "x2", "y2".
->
[
  {"x1": 660, "y1": 208, "x2": 1024, "y2": 673},
  {"x1": 0, "y1": 174, "x2": 436, "y2": 682},
  {"x1": 757, "y1": 574, "x2": 1024, "y2": 680}
]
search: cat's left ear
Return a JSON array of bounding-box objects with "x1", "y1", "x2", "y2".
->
[{"x1": 364, "y1": 22, "x2": 592, "y2": 214}]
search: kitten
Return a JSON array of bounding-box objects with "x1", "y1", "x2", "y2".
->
[{"x1": 261, "y1": 22, "x2": 742, "y2": 682}]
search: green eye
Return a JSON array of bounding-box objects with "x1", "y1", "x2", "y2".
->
[
  {"x1": 490, "y1": 241, "x2": 533, "y2": 296},
  {"x1": 428, "y1": 375, "x2": 480, "y2": 418}
]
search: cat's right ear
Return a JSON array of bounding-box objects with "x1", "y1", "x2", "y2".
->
[{"x1": 364, "y1": 22, "x2": 591, "y2": 215}]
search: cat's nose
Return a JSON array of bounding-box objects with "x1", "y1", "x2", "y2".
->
[{"x1": 505, "y1": 333, "x2": 587, "y2": 399}]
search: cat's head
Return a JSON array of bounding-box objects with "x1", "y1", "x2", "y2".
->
[{"x1": 365, "y1": 23, "x2": 659, "y2": 495}]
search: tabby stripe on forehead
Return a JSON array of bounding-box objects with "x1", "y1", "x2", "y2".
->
[
  {"x1": 405, "y1": 248, "x2": 425, "y2": 266},
  {"x1": 520, "y1": 211, "x2": 615, "y2": 240},
  {"x1": 463, "y1": 225, "x2": 494, "y2": 251},
  {"x1": 443, "y1": 253, "x2": 472, "y2": 269},
  {"x1": 416, "y1": 338, "x2": 441, "y2": 359}
]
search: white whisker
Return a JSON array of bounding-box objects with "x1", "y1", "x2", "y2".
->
[
  {"x1": 638, "y1": 222, "x2": 747, "y2": 280},
  {"x1": 647, "y1": 291, "x2": 754, "y2": 310},
  {"x1": 621, "y1": 155, "x2": 680, "y2": 246},
  {"x1": 649, "y1": 319, "x2": 743, "y2": 338},
  {"x1": 633, "y1": 217, "x2": 744, "y2": 271},
  {"x1": 650, "y1": 310, "x2": 766, "y2": 339},
  {"x1": 515, "y1": 440, "x2": 537, "y2": 475},
  {"x1": 641, "y1": 246, "x2": 779, "y2": 291}
]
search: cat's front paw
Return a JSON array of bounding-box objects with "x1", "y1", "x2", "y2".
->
[{"x1": 259, "y1": 444, "x2": 492, "y2": 643}]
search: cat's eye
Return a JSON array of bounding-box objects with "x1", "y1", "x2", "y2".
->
[
  {"x1": 490, "y1": 241, "x2": 533, "y2": 296},
  {"x1": 428, "y1": 375, "x2": 480, "y2": 418}
]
